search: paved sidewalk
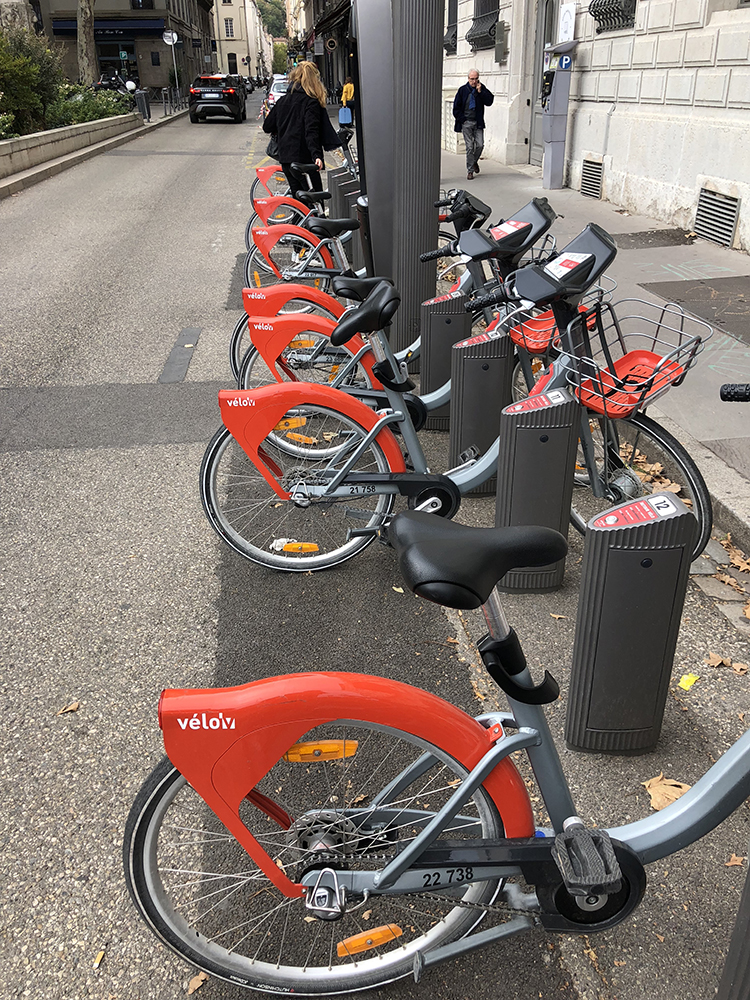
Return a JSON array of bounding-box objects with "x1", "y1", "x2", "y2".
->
[{"x1": 441, "y1": 150, "x2": 750, "y2": 552}]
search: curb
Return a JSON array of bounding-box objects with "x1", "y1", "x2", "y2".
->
[
  {"x1": 0, "y1": 109, "x2": 189, "y2": 200},
  {"x1": 651, "y1": 404, "x2": 750, "y2": 554}
]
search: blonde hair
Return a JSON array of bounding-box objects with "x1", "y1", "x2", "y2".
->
[{"x1": 289, "y1": 62, "x2": 327, "y2": 107}]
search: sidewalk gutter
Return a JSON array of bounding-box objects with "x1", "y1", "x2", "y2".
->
[{"x1": 0, "y1": 109, "x2": 189, "y2": 200}]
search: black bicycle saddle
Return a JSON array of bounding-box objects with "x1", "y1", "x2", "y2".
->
[
  {"x1": 388, "y1": 511, "x2": 568, "y2": 610},
  {"x1": 304, "y1": 217, "x2": 360, "y2": 239},
  {"x1": 332, "y1": 275, "x2": 393, "y2": 302},
  {"x1": 331, "y1": 281, "x2": 401, "y2": 346},
  {"x1": 290, "y1": 162, "x2": 321, "y2": 175},
  {"x1": 295, "y1": 190, "x2": 332, "y2": 205}
]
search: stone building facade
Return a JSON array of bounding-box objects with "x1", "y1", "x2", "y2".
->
[{"x1": 442, "y1": 0, "x2": 750, "y2": 251}]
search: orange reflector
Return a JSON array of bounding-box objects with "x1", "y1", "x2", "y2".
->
[
  {"x1": 285, "y1": 433, "x2": 318, "y2": 445},
  {"x1": 337, "y1": 925, "x2": 403, "y2": 958},
  {"x1": 253, "y1": 272, "x2": 261, "y2": 288},
  {"x1": 283, "y1": 739, "x2": 358, "y2": 762},
  {"x1": 290, "y1": 339, "x2": 316, "y2": 349},
  {"x1": 273, "y1": 417, "x2": 307, "y2": 432},
  {"x1": 327, "y1": 365, "x2": 341, "y2": 383},
  {"x1": 281, "y1": 542, "x2": 320, "y2": 554}
]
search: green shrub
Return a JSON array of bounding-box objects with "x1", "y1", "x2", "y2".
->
[
  {"x1": 4, "y1": 28, "x2": 64, "y2": 125},
  {"x1": 0, "y1": 110, "x2": 18, "y2": 140},
  {"x1": 0, "y1": 33, "x2": 43, "y2": 134},
  {"x1": 46, "y1": 83, "x2": 132, "y2": 128}
]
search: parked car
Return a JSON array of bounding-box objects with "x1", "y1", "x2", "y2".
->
[
  {"x1": 189, "y1": 74, "x2": 246, "y2": 123},
  {"x1": 266, "y1": 77, "x2": 289, "y2": 108}
]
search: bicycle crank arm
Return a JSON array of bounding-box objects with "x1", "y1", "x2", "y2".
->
[{"x1": 333, "y1": 473, "x2": 461, "y2": 517}]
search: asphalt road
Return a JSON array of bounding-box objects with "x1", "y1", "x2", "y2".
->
[{"x1": 1, "y1": 94, "x2": 750, "y2": 1000}]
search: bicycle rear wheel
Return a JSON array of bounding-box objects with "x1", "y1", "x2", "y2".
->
[
  {"x1": 229, "y1": 301, "x2": 342, "y2": 382},
  {"x1": 200, "y1": 408, "x2": 395, "y2": 572},
  {"x1": 250, "y1": 172, "x2": 289, "y2": 202},
  {"x1": 124, "y1": 722, "x2": 502, "y2": 995},
  {"x1": 238, "y1": 335, "x2": 374, "y2": 392},
  {"x1": 571, "y1": 410, "x2": 712, "y2": 559},
  {"x1": 245, "y1": 205, "x2": 308, "y2": 250},
  {"x1": 244, "y1": 236, "x2": 332, "y2": 293}
]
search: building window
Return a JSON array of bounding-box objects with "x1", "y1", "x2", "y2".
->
[
  {"x1": 466, "y1": 0, "x2": 499, "y2": 51},
  {"x1": 151, "y1": 51, "x2": 160, "y2": 65},
  {"x1": 224, "y1": 17, "x2": 234, "y2": 37},
  {"x1": 444, "y1": 0, "x2": 458, "y2": 55},
  {"x1": 588, "y1": 0, "x2": 637, "y2": 34},
  {"x1": 131, "y1": 0, "x2": 155, "y2": 8}
]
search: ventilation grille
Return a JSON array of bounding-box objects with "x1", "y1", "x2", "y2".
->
[
  {"x1": 694, "y1": 188, "x2": 741, "y2": 247},
  {"x1": 581, "y1": 160, "x2": 604, "y2": 199}
]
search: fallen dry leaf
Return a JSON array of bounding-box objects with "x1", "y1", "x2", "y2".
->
[
  {"x1": 705, "y1": 653, "x2": 731, "y2": 667},
  {"x1": 446, "y1": 637, "x2": 459, "y2": 645},
  {"x1": 362, "y1": 909, "x2": 372, "y2": 920},
  {"x1": 655, "y1": 933, "x2": 665, "y2": 943},
  {"x1": 614, "y1": 960, "x2": 626, "y2": 967},
  {"x1": 642, "y1": 772, "x2": 691, "y2": 811},
  {"x1": 187, "y1": 971, "x2": 209, "y2": 995},
  {"x1": 678, "y1": 673, "x2": 700, "y2": 690},
  {"x1": 716, "y1": 573, "x2": 747, "y2": 594},
  {"x1": 550, "y1": 613, "x2": 566, "y2": 620},
  {"x1": 392, "y1": 586, "x2": 404, "y2": 594},
  {"x1": 726, "y1": 854, "x2": 746, "y2": 867},
  {"x1": 57, "y1": 700, "x2": 80, "y2": 715},
  {"x1": 733, "y1": 663, "x2": 749, "y2": 675}
]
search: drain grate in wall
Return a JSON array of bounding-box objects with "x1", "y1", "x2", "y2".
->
[
  {"x1": 694, "y1": 188, "x2": 741, "y2": 247},
  {"x1": 581, "y1": 160, "x2": 604, "y2": 199}
]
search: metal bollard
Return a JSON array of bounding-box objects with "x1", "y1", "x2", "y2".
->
[
  {"x1": 161, "y1": 88, "x2": 169, "y2": 117},
  {"x1": 356, "y1": 196, "x2": 375, "y2": 277},
  {"x1": 419, "y1": 292, "x2": 472, "y2": 430},
  {"x1": 447, "y1": 328, "x2": 514, "y2": 496},
  {"x1": 565, "y1": 493, "x2": 697, "y2": 754},
  {"x1": 495, "y1": 388, "x2": 579, "y2": 592}
]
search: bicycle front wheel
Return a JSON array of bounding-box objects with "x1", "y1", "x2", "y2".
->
[
  {"x1": 571, "y1": 410, "x2": 712, "y2": 559},
  {"x1": 124, "y1": 722, "x2": 502, "y2": 995},
  {"x1": 250, "y1": 172, "x2": 288, "y2": 203},
  {"x1": 200, "y1": 409, "x2": 395, "y2": 571},
  {"x1": 245, "y1": 205, "x2": 308, "y2": 250}
]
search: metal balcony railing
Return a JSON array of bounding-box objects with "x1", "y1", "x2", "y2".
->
[
  {"x1": 443, "y1": 23, "x2": 458, "y2": 55},
  {"x1": 465, "y1": 10, "x2": 498, "y2": 50},
  {"x1": 588, "y1": 0, "x2": 637, "y2": 34}
]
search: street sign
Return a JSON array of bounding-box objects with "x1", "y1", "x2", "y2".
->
[
  {"x1": 162, "y1": 30, "x2": 178, "y2": 46},
  {"x1": 119, "y1": 50, "x2": 128, "y2": 60},
  {"x1": 325, "y1": 37, "x2": 337, "y2": 51},
  {"x1": 559, "y1": 54, "x2": 572, "y2": 71}
]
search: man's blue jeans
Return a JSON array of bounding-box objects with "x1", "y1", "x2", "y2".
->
[{"x1": 462, "y1": 122, "x2": 484, "y2": 173}]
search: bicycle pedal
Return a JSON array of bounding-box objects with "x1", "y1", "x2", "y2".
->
[
  {"x1": 458, "y1": 445, "x2": 480, "y2": 465},
  {"x1": 552, "y1": 821, "x2": 622, "y2": 897}
]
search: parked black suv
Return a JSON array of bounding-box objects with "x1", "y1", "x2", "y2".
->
[{"x1": 189, "y1": 74, "x2": 246, "y2": 123}]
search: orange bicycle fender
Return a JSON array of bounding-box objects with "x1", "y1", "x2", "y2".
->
[
  {"x1": 219, "y1": 383, "x2": 407, "y2": 498},
  {"x1": 160, "y1": 672, "x2": 535, "y2": 898},
  {"x1": 243, "y1": 312, "x2": 381, "y2": 387},
  {"x1": 254, "y1": 164, "x2": 286, "y2": 199},
  {"x1": 251, "y1": 225, "x2": 334, "y2": 281},
  {"x1": 253, "y1": 195, "x2": 310, "y2": 225},
  {"x1": 242, "y1": 284, "x2": 346, "y2": 319}
]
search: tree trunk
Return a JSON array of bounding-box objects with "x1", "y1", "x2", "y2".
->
[{"x1": 77, "y1": 0, "x2": 97, "y2": 85}]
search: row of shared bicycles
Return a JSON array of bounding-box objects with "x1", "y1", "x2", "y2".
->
[{"x1": 121, "y1": 161, "x2": 750, "y2": 996}]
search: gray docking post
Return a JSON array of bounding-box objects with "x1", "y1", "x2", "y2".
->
[
  {"x1": 448, "y1": 329, "x2": 514, "y2": 496},
  {"x1": 495, "y1": 388, "x2": 578, "y2": 592},
  {"x1": 420, "y1": 292, "x2": 472, "y2": 430},
  {"x1": 717, "y1": 837, "x2": 750, "y2": 1000},
  {"x1": 565, "y1": 494, "x2": 697, "y2": 754}
]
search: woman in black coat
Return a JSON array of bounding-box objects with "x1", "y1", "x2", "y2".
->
[{"x1": 263, "y1": 62, "x2": 333, "y2": 195}]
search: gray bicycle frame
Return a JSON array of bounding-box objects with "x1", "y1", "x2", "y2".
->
[{"x1": 303, "y1": 586, "x2": 750, "y2": 901}]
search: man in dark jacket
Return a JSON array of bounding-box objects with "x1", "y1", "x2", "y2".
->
[{"x1": 453, "y1": 69, "x2": 494, "y2": 180}]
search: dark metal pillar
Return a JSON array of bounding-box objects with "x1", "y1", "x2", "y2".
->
[{"x1": 353, "y1": 0, "x2": 443, "y2": 350}]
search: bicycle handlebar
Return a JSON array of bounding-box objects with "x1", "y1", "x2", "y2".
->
[
  {"x1": 444, "y1": 204, "x2": 474, "y2": 225},
  {"x1": 420, "y1": 241, "x2": 457, "y2": 263},
  {"x1": 720, "y1": 384, "x2": 750, "y2": 402},
  {"x1": 467, "y1": 286, "x2": 509, "y2": 312},
  {"x1": 434, "y1": 197, "x2": 453, "y2": 208}
]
